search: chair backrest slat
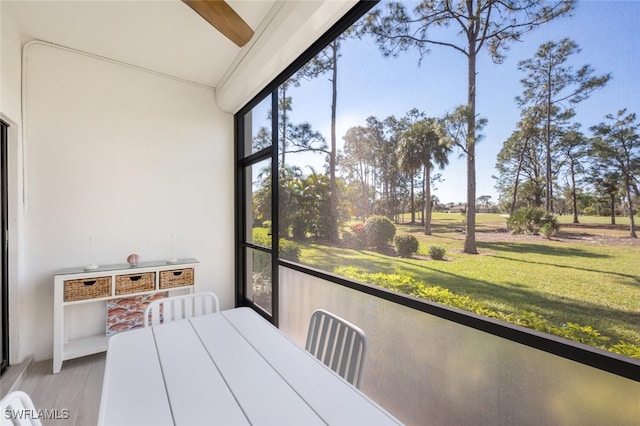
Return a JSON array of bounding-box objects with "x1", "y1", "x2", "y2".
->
[
  {"x1": 0, "y1": 391, "x2": 43, "y2": 426},
  {"x1": 305, "y1": 309, "x2": 367, "y2": 389},
  {"x1": 143, "y1": 292, "x2": 220, "y2": 327}
]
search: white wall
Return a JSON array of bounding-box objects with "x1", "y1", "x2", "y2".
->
[
  {"x1": 1, "y1": 3, "x2": 22, "y2": 121},
  {"x1": 19, "y1": 42, "x2": 233, "y2": 361}
]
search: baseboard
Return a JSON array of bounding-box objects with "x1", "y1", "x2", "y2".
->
[{"x1": 0, "y1": 356, "x2": 34, "y2": 399}]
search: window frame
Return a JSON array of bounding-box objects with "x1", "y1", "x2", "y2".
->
[
  {"x1": 234, "y1": 0, "x2": 640, "y2": 381},
  {"x1": 0, "y1": 118, "x2": 8, "y2": 377},
  {"x1": 235, "y1": 91, "x2": 279, "y2": 322}
]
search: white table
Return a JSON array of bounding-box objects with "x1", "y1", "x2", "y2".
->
[{"x1": 98, "y1": 307, "x2": 402, "y2": 425}]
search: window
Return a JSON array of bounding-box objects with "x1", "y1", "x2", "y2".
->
[
  {"x1": 237, "y1": 94, "x2": 277, "y2": 318},
  {"x1": 236, "y1": 1, "x2": 640, "y2": 379}
]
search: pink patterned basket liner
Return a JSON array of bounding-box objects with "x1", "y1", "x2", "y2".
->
[{"x1": 106, "y1": 292, "x2": 168, "y2": 336}]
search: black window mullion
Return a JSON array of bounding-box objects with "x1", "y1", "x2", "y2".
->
[
  {"x1": 271, "y1": 89, "x2": 279, "y2": 327},
  {"x1": 0, "y1": 120, "x2": 9, "y2": 377},
  {"x1": 234, "y1": 113, "x2": 246, "y2": 307}
]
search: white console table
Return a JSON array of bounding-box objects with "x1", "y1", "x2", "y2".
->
[{"x1": 53, "y1": 258, "x2": 198, "y2": 373}]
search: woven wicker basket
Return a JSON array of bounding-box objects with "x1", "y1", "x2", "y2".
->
[
  {"x1": 64, "y1": 277, "x2": 111, "y2": 302},
  {"x1": 115, "y1": 272, "x2": 155, "y2": 295},
  {"x1": 159, "y1": 268, "x2": 194, "y2": 289}
]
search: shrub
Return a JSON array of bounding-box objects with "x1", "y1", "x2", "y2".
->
[
  {"x1": 551, "y1": 323, "x2": 610, "y2": 347},
  {"x1": 540, "y1": 214, "x2": 559, "y2": 234},
  {"x1": 540, "y1": 222, "x2": 556, "y2": 239},
  {"x1": 344, "y1": 222, "x2": 367, "y2": 249},
  {"x1": 428, "y1": 245, "x2": 446, "y2": 260},
  {"x1": 341, "y1": 230, "x2": 358, "y2": 248},
  {"x1": 251, "y1": 228, "x2": 299, "y2": 262},
  {"x1": 507, "y1": 206, "x2": 544, "y2": 234},
  {"x1": 279, "y1": 239, "x2": 300, "y2": 262},
  {"x1": 394, "y1": 234, "x2": 419, "y2": 258},
  {"x1": 507, "y1": 206, "x2": 559, "y2": 235},
  {"x1": 252, "y1": 227, "x2": 271, "y2": 246},
  {"x1": 333, "y1": 267, "x2": 635, "y2": 357},
  {"x1": 609, "y1": 341, "x2": 640, "y2": 359},
  {"x1": 363, "y1": 216, "x2": 396, "y2": 250}
]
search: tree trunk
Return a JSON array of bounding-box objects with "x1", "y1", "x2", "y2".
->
[
  {"x1": 421, "y1": 167, "x2": 425, "y2": 226},
  {"x1": 625, "y1": 177, "x2": 637, "y2": 238},
  {"x1": 510, "y1": 137, "x2": 529, "y2": 215},
  {"x1": 545, "y1": 72, "x2": 553, "y2": 214},
  {"x1": 463, "y1": 3, "x2": 478, "y2": 254},
  {"x1": 280, "y1": 85, "x2": 287, "y2": 167},
  {"x1": 609, "y1": 193, "x2": 616, "y2": 225},
  {"x1": 327, "y1": 41, "x2": 339, "y2": 243},
  {"x1": 424, "y1": 161, "x2": 432, "y2": 235},
  {"x1": 410, "y1": 175, "x2": 415, "y2": 224},
  {"x1": 570, "y1": 161, "x2": 579, "y2": 224}
]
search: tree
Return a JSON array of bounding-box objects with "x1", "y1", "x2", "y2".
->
[
  {"x1": 495, "y1": 108, "x2": 545, "y2": 214},
  {"x1": 253, "y1": 77, "x2": 327, "y2": 169},
  {"x1": 397, "y1": 126, "x2": 423, "y2": 224},
  {"x1": 364, "y1": 0, "x2": 574, "y2": 253},
  {"x1": 375, "y1": 116, "x2": 402, "y2": 219},
  {"x1": 557, "y1": 127, "x2": 589, "y2": 223},
  {"x1": 586, "y1": 170, "x2": 621, "y2": 224},
  {"x1": 477, "y1": 195, "x2": 492, "y2": 213},
  {"x1": 396, "y1": 110, "x2": 426, "y2": 224},
  {"x1": 299, "y1": 168, "x2": 332, "y2": 239},
  {"x1": 277, "y1": 165, "x2": 303, "y2": 238},
  {"x1": 296, "y1": 32, "x2": 356, "y2": 243},
  {"x1": 341, "y1": 123, "x2": 378, "y2": 219},
  {"x1": 400, "y1": 118, "x2": 452, "y2": 234},
  {"x1": 516, "y1": 38, "x2": 610, "y2": 213},
  {"x1": 590, "y1": 109, "x2": 640, "y2": 238}
]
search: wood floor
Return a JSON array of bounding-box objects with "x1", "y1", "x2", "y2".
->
[{"x1": 14, "y1": 353, "x2": 105, "y2": 426}]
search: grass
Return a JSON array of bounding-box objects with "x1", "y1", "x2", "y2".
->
[{"x1": 293, "y1": 213, "x2": 640, "y2": 350}]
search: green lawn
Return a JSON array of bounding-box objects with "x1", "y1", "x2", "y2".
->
[{"x1": 294, "y1": 213, "x2": 640, "y2": 352}]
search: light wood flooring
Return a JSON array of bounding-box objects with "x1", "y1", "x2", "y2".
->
[{"x1": 12, "y1": 353, "x2": 105, "y2": 426}]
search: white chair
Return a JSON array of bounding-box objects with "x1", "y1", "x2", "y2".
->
[
  {"x1": 0, "y1": 390, "x2": 43, "y2": 426},
  {"x1": 305, "y1": 309, "x2": 367, "y2": 389},
  {"x1": 143, "y1": 292, "x2": 219, "y2": 327}
]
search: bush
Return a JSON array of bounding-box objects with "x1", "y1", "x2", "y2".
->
[
  {"x1": 363, "y1": 216, "x2": 396, "y2": 250},
  {"x1": 279, "y1": 239, "x2": 300, "y2": 262},
  {"x1": 428, "y1": 245, "x2": 446, "y2": 260},
  {"x1": 540, "y1": 222, "x2": 556, "y2": 239},
  {"x1": 551, "y1": 323, "x2": 610, "y2": 347},
  {"x1": 252, "y1": 227, "x2": 271, "y2": 246},
  {"x1": 343, "y1": 222, "x2": 367, "y2": 249},
  {"x1": 251, "y1": 228, "x2": 299, "y2": 262},
  {"x1": 507, "y1": 206, "x2": 559, "y2": 235},
  {"x1": 394, "y1": 234, "x2": 419, "y2": 258},
  {"x1": 609, "y1": 341, "x2": 640, "y2": 359},
  {"x1": 333, "y1": 267, "x2": 638, "y2": 358},
  {"x1": 540, "y1": 214, "x2": 559, "y2": 234},
  {"x1": 507, "y1": 207, "x2": 544, "y2": 234}
]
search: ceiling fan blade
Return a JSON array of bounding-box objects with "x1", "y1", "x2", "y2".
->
[{"x1": 182, "y1": 0, "x2": 254, "y2": 47}]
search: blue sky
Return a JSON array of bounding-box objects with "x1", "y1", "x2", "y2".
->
[{"x1": 280, "y1": 1, "x2": 640, "y2": 205}]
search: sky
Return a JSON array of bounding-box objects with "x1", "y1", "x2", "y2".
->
[{"x1": 271, "y1": 1, "x2": 640, "y2": 205}]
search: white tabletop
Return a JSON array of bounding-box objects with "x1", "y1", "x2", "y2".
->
[{"x1": 98, "y1": 307, "x2": 402, "y2": 426}]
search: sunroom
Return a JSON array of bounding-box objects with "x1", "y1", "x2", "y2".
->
[{"x1": 1, "y1": 1, "x2": 639, "y2": 425}]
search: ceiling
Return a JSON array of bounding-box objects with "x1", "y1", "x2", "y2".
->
[{"x1": 4, "y1": 0, "x2": 277, "y2": 88}]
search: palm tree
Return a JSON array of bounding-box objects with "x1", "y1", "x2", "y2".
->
[
  {"x1": 397, "y1": 133, "x2": 423, "y2": 224},
  {"x1": 401, "y1": 118, "x2": 452, "y2": 234}
]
